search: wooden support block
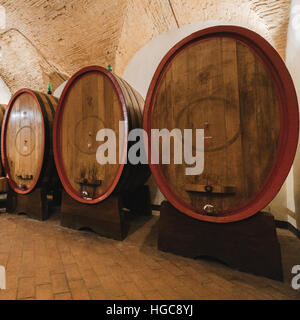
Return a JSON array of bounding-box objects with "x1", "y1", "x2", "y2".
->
[
  {"x1": 60, "y1": 190, "x2": 127, "y2": 241},
  {"x1": 47, "y1": 188, "x2": 62, "y2": 207},
  {"x1": 122, "y1": 185, "x2": 152, "y2": 216},
  {"x1": 6, "y1": 188, "x2": 49, "y2": 221},
  {"x1": 158, "y1": 201, "x2": 283, "y2": 281},
  {"x1": 60, "y1": 185, "x2": 152, "y2": 241},
  {"x1": 0, "y1": 177, "x2": 9, "y2": 194}
]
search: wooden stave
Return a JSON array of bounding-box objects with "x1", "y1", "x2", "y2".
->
[
  {"x1": 143, "y1": 25, "x2": 299, "y2": 223},
  {"x1": 33, "y1": 91, "x2": 60, "y2": 191},
  {"x1": 113, "y1": 74, "x2": 150, "y2": 193},
  {"x1": 53, "y1": 66, "x2": 150, "y2": 204},
  {"x1": 0, "y1": 105, "x2": 7, "y2": 177},
  {"x1": 1, "y1": 89, "x2": 59, "y2": 194}
]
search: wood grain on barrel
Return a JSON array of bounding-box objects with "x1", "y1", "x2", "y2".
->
[
  {"x1": 6, "y1": 93, "x2": 44, "y2": 191},
  {"x1": 54, "y1": 66, "x2": 149, "y2": 204},
  {"x1": 151, "y1": 37, "x2": 280, "y2": 215},
  {"x1": 2, "y1": 90, "x2": 58, "y2": 194},
  {"x1": 60, "y1": 71, "x2": 122, "y2": 200}
]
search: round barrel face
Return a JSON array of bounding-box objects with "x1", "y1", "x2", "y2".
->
[
  {"x1": 55, "y1": 69, "x2": 125, "y2": 203},
  {"x1": 145, "y1": 27, "x2": 299, "y2": 222},
  {"x1": 4, "y1": 92, "x2": 44, "y2": 193}
]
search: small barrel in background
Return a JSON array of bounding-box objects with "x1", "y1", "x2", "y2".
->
[
  {"x1": 1, "y1": 89, "x2": 58, "y2": 194},
  {"x1": 1, "y1": 89, "x2": 60, "y2": 220}
]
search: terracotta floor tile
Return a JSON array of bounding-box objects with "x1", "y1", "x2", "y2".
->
[
  {"x1": 64, "y1": 264, "x2": 82, "y2": 281},
  {"x1": 88, "y1": 286, "x2": 108, "y2": 300},
  {"x1": 68, "y1": 279, "x2": 90, "y2": 300},
  {"x1": 17, "y1": 277, "x2": 35, "y2": 299},
  {"x1": 55, "y1": 292, "x2": 72, "y2": 300},
  {"x1": 35, "y1": 267, "x2": 51, "y2": 285},
  {"x1": 36, "y1": 284, "x2": 53, "y2": 300},
  {"x1": 0, "y1": 288, "x2": 17, "y2": 300},
  {"x1": 51, "y1": 273, "x2": 69, "y2": 294},
  {"x1": 0, "y1": 213, "x2": 299, "y2": 300},
  {"x1": 98, "y1": 274, "x2": 125, "y2": 298},
  {"x1": 120, "y1": 282, "x2": 146, "y2": 300},
  {"x1": 80, "y1": 268, "x2": 101, "y2": 289}
]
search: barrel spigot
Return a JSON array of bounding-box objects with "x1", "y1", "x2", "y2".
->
[
  {"x1": 203, "y1": 204, "x2": 215, "y2": 215},
  {"x1": 18, "y1": 184, "x2": 28, "y2": 191},
  {"x1": 81, "y1": 190, "x2": 92, "y2": 201}
]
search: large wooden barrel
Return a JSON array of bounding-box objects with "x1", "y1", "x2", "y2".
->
[
  {"x1": 53, "y1": 66, "x2": 150, "y2": 204},
  {"x1": 1, "y1": 89, "x2": 58, "y2": 194},
  {"x1": 144, "y1": 26, "x2": 299, "y2": 223}
]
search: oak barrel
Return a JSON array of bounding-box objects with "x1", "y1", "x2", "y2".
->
[
  {"x1": 53, "y1": 66, "x2": 150, "y2": 204},
  {"x1": 144, "y1": 26, "x2": 299, "y2": 223},
  {"x1": 1, "y1": 89, "x2": 58, "y2": 194}
]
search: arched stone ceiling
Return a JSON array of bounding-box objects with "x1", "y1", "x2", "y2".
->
[
  {"x1": 115, "y1": 0, "x2": 291, "y2": 74},
  {"x1": 0, "y1": 0, "x2": 292, "y2": 93},
  {"x1": 0, "y1": 0, "x2": 127, "y2": 92}
]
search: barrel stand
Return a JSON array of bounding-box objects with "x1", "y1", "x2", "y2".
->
[
  {"x1": 158, "y1": 201, "x2": 283, "y2": 281},
  {"x1": 6, "y1": 186, "x2": 61, "y2": 221},
  {"x1": 60, "y1": 185, "x2": 152, "y2": 241}
]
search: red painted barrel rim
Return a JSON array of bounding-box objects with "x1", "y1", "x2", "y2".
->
[
  {"x1": 53, "y1": 66, "x2": 128, "y2": 204},
  {"x1": 143, "y1": 25, "x2": 299, "y2": 223},
  {"x1": 1, "y1": 89, "x2": 46, "y2": 195}
]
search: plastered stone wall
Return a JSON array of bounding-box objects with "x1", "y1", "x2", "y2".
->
[
  {"x1": 266, "y1": 0, "x2": 300, "y2": 231},
  {"x1": 0, "y1": 28, "x2": 67, "y2": 92},
  {"x1": 0, "y1": 75, "x2": 10, "y2": 104},
  {"x1": 0, "y1": 0, "x2": 127, "y2": 92}
]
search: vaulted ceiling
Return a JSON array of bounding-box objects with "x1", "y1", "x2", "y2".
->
[{"x1": 0, "y1": 0, "x2": 292, "y2": 93}]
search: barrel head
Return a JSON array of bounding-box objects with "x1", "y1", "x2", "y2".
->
[
  {"x1": 54, "y1": 67, "x2": 128, "y2": 204},
  {"x1": 144, "y1": 26, "x2": 299, "y2": 222},
  {"x1": 3, "y1": 91, "x2": 44, "y2": 193}
]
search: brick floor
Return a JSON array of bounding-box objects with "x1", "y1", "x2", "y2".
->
[{"x1": 0, "y1": 212, "x2": 299, "y2": 300}]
